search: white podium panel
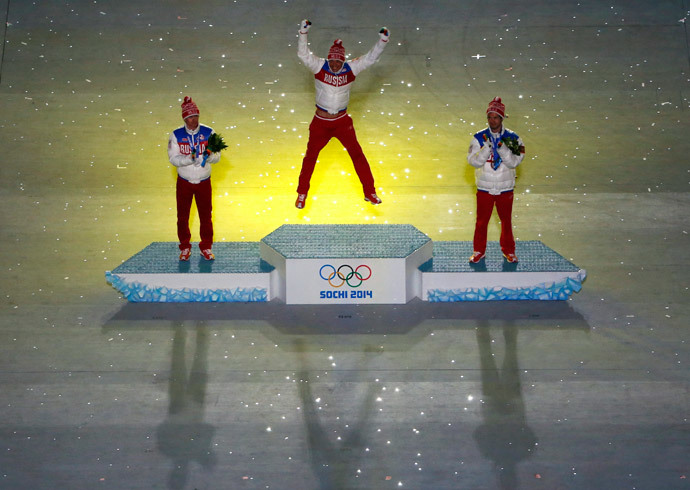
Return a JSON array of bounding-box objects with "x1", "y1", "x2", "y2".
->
[
  {"x1": 286, "y1": 258, "x2": 405, "y2": 304},
  {"x1": 260, "y1": 224, "x2": 433, "y2": 305}
]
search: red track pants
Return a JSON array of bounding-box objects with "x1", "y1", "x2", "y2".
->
[
  {"x1": 297, "y1": 114, "x2": 376, "y2": 195},
  {"x1": 176, "y1": 176, "x2": 213, "y2": 251},
  {"x1": 473, "y1": 190, "x2": 515, "y2": 255}
]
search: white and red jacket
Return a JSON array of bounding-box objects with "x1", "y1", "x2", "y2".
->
[
  {"x1": 298, "y1": 32, "x2": 387, "y2": 114},
  {"x1": 167, "y1": 124, "x2": 221, "y2": 184},
  {"x1": 467, "y1": 127, "x2": 525, "y2": 195}
]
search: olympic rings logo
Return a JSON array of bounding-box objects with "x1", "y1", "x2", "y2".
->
[{"x1": 319, "y1": 264, "x2": 372, "y2": 288}]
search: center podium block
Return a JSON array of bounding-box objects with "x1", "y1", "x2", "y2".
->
[{"x1": 260, "y1": 224, "x2": 433, "y2": 305}]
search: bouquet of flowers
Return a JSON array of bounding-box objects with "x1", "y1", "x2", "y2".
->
[
  {"x1": 202, "y1": 133, "x2": 228, "y2": 166},
  {"x1": 500, "y1": 135, "x2": 521, "y2": 156}
]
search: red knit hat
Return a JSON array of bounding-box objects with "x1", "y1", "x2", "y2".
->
[
  {"x1": 328, "y1": 39, "x2": 346, "y2": 62},
  {"x1": 181, "y1": 96, "x2": 199, "y2": 119},
  {"x1": 486, "y1": 97, "x2": 506, "y2": 119}
]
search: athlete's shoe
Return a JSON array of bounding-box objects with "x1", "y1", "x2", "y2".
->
[
  {"x1": 179, "y1": 248, "x2": 191, "y2": 261},
  {"x1": 503, "y1": 252, "x2": 518, "y2": 263},
  {"x1": 468, "y1": 251, "x2": 485, "y2": 263},
  {"x1": 295, "y1": 193, "x2": 307, "y2": 209},
  {"x1": 364, "y1": 193, "x2": 382, "y2": 205},
  {"x1": 200, "y1": 249, "x2": 215, "y2": 260}
]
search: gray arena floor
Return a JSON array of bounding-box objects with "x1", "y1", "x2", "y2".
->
[{"x1": 0, "y1": 1, "x2": 688, "y2": 489}]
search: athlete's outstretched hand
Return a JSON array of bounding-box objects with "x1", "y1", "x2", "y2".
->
[
  {"x1": 299, "y1": 19, "x2": 311, "y2": 34},
  {"x1": 379, "y1": 27, "x2": 390, "y2": 41}
]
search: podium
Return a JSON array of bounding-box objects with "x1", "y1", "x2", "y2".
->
[{"x1": 106, "y1": 224, "x2": 586, "y2": 303}]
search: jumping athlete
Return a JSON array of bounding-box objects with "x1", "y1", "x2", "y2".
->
[{"x1": 295, "y1": 19, "x2": 390, "y2": 209}]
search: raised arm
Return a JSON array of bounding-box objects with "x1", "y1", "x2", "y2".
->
[
  {"x1": 349, "y1": 27, "x2": 390, "y2": 76},
  {"x1": 297, "y1": 19, "x2": 322, "y2": 74}
]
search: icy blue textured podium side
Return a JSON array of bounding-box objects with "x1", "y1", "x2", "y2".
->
[
  {"x1": 421, "y1": 241, "x2": 586, "y2": 301},
  {"x1": 105, "y1": 242, "x2": 274, "y2": 302}
]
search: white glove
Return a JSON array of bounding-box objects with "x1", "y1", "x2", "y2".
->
[
  {"x1": 481, "y1": 136, "x2": 493, "y2": 154},
  {"x1": 379, "y1": 27, "x2": 390, "y2": 41},
  {"x1": 496, "y1": 141, "x2": 511, "y2": 158},
  {"x1": 299, "y1": 19, "x2": 311, "y2": 34}
]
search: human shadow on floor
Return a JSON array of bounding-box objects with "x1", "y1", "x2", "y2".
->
[
  {"x1": 156, "y1": 323, "x2": 216, "y2": 490},
  {"x1": 473, "y1": 322, "x2": 537, "y2": 490},
  {"x1": 294, "y1": 338, "x2": 379, "y2": 489}
]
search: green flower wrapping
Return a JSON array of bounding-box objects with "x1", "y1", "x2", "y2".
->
[
  {"x1": 207, "y1": 133, "x2": 228, "y2": 153},
  {"x1": 500, "y1": 136, "x2": 521, "y2": 156}
]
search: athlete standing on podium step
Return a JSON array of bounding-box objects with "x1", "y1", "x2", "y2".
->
[
  {"x1": 295, "y1": 19, "x2": 390, "y2": 209},
  {"x1": 467, "y1": 97, "x2": 525, "y2": 264},
  {"x1": 168, "y1": 97, "x2": 222, "y2": 262}
]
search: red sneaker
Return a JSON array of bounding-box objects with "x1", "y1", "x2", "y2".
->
[
  {"x1": 179, "y1": 248, "x2": 191, "y2": 261},
  {"x1": 200, "y1": 249, "x2": 215, "y2": 260},
  {"x1": 468, "y1": 251, "x2": 485, "y2": 263},
  {"x1": 503, "y1": 252, "x2": 518, "y2": 263},
  {"x1": 364, "y1": 192, "x2": 382, "y2": 205},
  {"x1": 295, "y1": 193, "x2": 307, "y2": 209}
]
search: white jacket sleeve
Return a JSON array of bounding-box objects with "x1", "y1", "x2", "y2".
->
[
  {"x1": 467, "y1": 139, "x2": 492, "y2": 168},
  {"x1": 496, "y1": 138, "x2": 525, "y2": 169},
  {"x1": 348, "y1": 38, "x2": 387, "y2": 76},
  {"x1": 168, "y1": 133, "x2": 194, "y2": 168},
  {"x1": 297, "y1": 32, "x2": 323, "y2": 74}
]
